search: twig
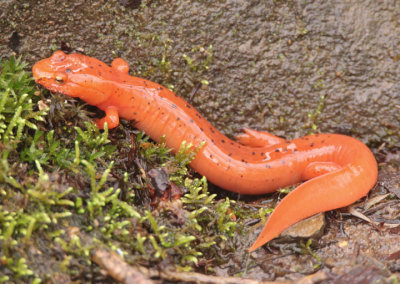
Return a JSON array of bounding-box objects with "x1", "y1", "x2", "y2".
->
[{"x1": 91, "y1": 249, "x2": 153, "y2": 284}]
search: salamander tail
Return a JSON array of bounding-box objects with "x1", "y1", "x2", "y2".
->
[{"x1": 249, "y1": 158, "x2": 377, "y2": 252}]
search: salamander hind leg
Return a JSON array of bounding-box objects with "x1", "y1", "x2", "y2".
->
[
  {"x1": 234, "y1": 128, "x2": 285, "y2": 147},
  {"x1": 94, "y1": 106, "x2": 120, "y2": 129},
  {"x1": 111, "y1": 58, "x2": 130, "y2": 74}
]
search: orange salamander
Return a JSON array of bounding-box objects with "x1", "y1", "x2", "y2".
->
[{"x1": 32, "y1": 51, "x2": 378, "y2": 252}]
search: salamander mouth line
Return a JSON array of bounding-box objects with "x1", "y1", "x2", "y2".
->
[{"x1": 34, "y1": 75, "x2": 84, "y2": 88}]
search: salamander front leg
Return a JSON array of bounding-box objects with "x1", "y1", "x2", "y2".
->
[
  {"x1": 111, "y1": 58, "x2": 130, "y2": 74},
  {"x1": 94, "y1": 106, "x2": 120, "y2": 129},
  {"x1": 235, "y1": 128, "x2": 286, "y2": 147}
]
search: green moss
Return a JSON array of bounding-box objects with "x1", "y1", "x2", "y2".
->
[
  {"x1": 305, "y1": 95, "x2": 326, "y2": 133},
  {"x1": 0, "y1": 57, "x2": 46, "y2": 145},
  {"x1": 298, "y1": 239, "x2": 322, "y2": 269},
  {"x1": 182, "y1": 45, "x2": 213, "y2": 87}
]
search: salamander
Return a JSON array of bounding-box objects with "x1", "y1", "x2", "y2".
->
[{"x1": 32, "y1": 51, "x2": 378, "y2": 251}]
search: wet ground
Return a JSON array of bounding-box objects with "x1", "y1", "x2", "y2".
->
[{"x1": 1, "y1": 0, "x2": 400, "y2": 282}]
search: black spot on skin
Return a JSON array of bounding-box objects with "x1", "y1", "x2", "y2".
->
[
  {"x1": 221, "y1": 139, "x2": 225, "y2": 143},
  {"x1": 186, "y1": 104, "x2": 191, "y2": 108},
  {"x1": 143, "y1": 80, "x2": 148, "y2": 86},
  {"x1": 147, "y1": 102, "x2": 150, "y2": 105},
  {"x1": 228, "y1": 153, "x2": 232, "y2": 157},
  {"x1": 189, "y1": 119, "x2": 194, "y2": 123},
  {"x1": 176, "y1": 117, "x2": 180, "y2": 121},
  {"x1": 252, "y1": 152, "x2": 255, "y2": 155},
  {"x1": 260, "y1": 152, "x2": 264, "y2": 156},
  {"x1": 281, "y1": 160, "x2": 285, "y2": 164},
  {"x1": 171, "y1": 104, "x2": 177, "y2": 109},
  {"x1": 210, "y1": 154, "x2": 213, "y2": 158},
  {"x1": 293, "y1": 149, "x2": 298, "y2": 152},
  {"x1": 211, "y1": 139, "x2": 215, "y2": 143},
  {"x1": 134, "y1": 112, "x2": 137, "y2": 115},
  {"x1": 210, "y1": 128, "x2": 215, "y2": 133},
  {"x1": 161, "y1": 112, "x2": 165, "y2": 115},
  {"x1": 275, "y1": 149, "x2": 280, "y2": 152},
  {"x1": 157, "y1": 87, "x2": 162, "y2": 91},
  {"x1": 230, "y1": 142, "x2": 234, "y2": 145},
  {"x1": 89, "y1": 66, "x2": 93, "y2": 69},
  {"x1": 98, "y1": 71, "x2": 102, "y2": 76},
  {"x1": 240, "y1": 175, "x2": 243, "y2": 178},
  {"x1": 265, "y1": 165, "x2": 271, "y2": 168},
  {"x1": 321, "y1": 140, "x2": 325, "y2": 143},
  {"x1": 310, "y1": 142, "x2": 314, "y2": 147},
  {"x1": 200, "y1": 128, "x2": 204, "y2": 132},
  {"x1": 285, "y1": 140, "x2": 291, "y2": 144},
  {"x1": 98, "y1": 64, "x2": 102, "y2": 67}
]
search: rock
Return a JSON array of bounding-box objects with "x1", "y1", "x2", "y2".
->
[{"x1": 280, "y1": 212, "x2": 326, "y2": 241}]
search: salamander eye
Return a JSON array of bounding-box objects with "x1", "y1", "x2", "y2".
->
[
  {"x1": 66, "y1": 68, "x2": 71, "y2": 73},
  {"x1": 55, "y1": 76, "x2": 64, "y2": 84},
  {"x1": 55, "y1": 73, "x2": 67, "y2": 84}
]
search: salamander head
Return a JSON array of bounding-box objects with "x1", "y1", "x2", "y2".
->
[{"x1": 32, "y1": 51, "x2": 112, "y2": 105}]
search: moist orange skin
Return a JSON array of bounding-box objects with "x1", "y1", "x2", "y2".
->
[{"x1": 32, "y1": 51, "x2": 378, "y2": 251}]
